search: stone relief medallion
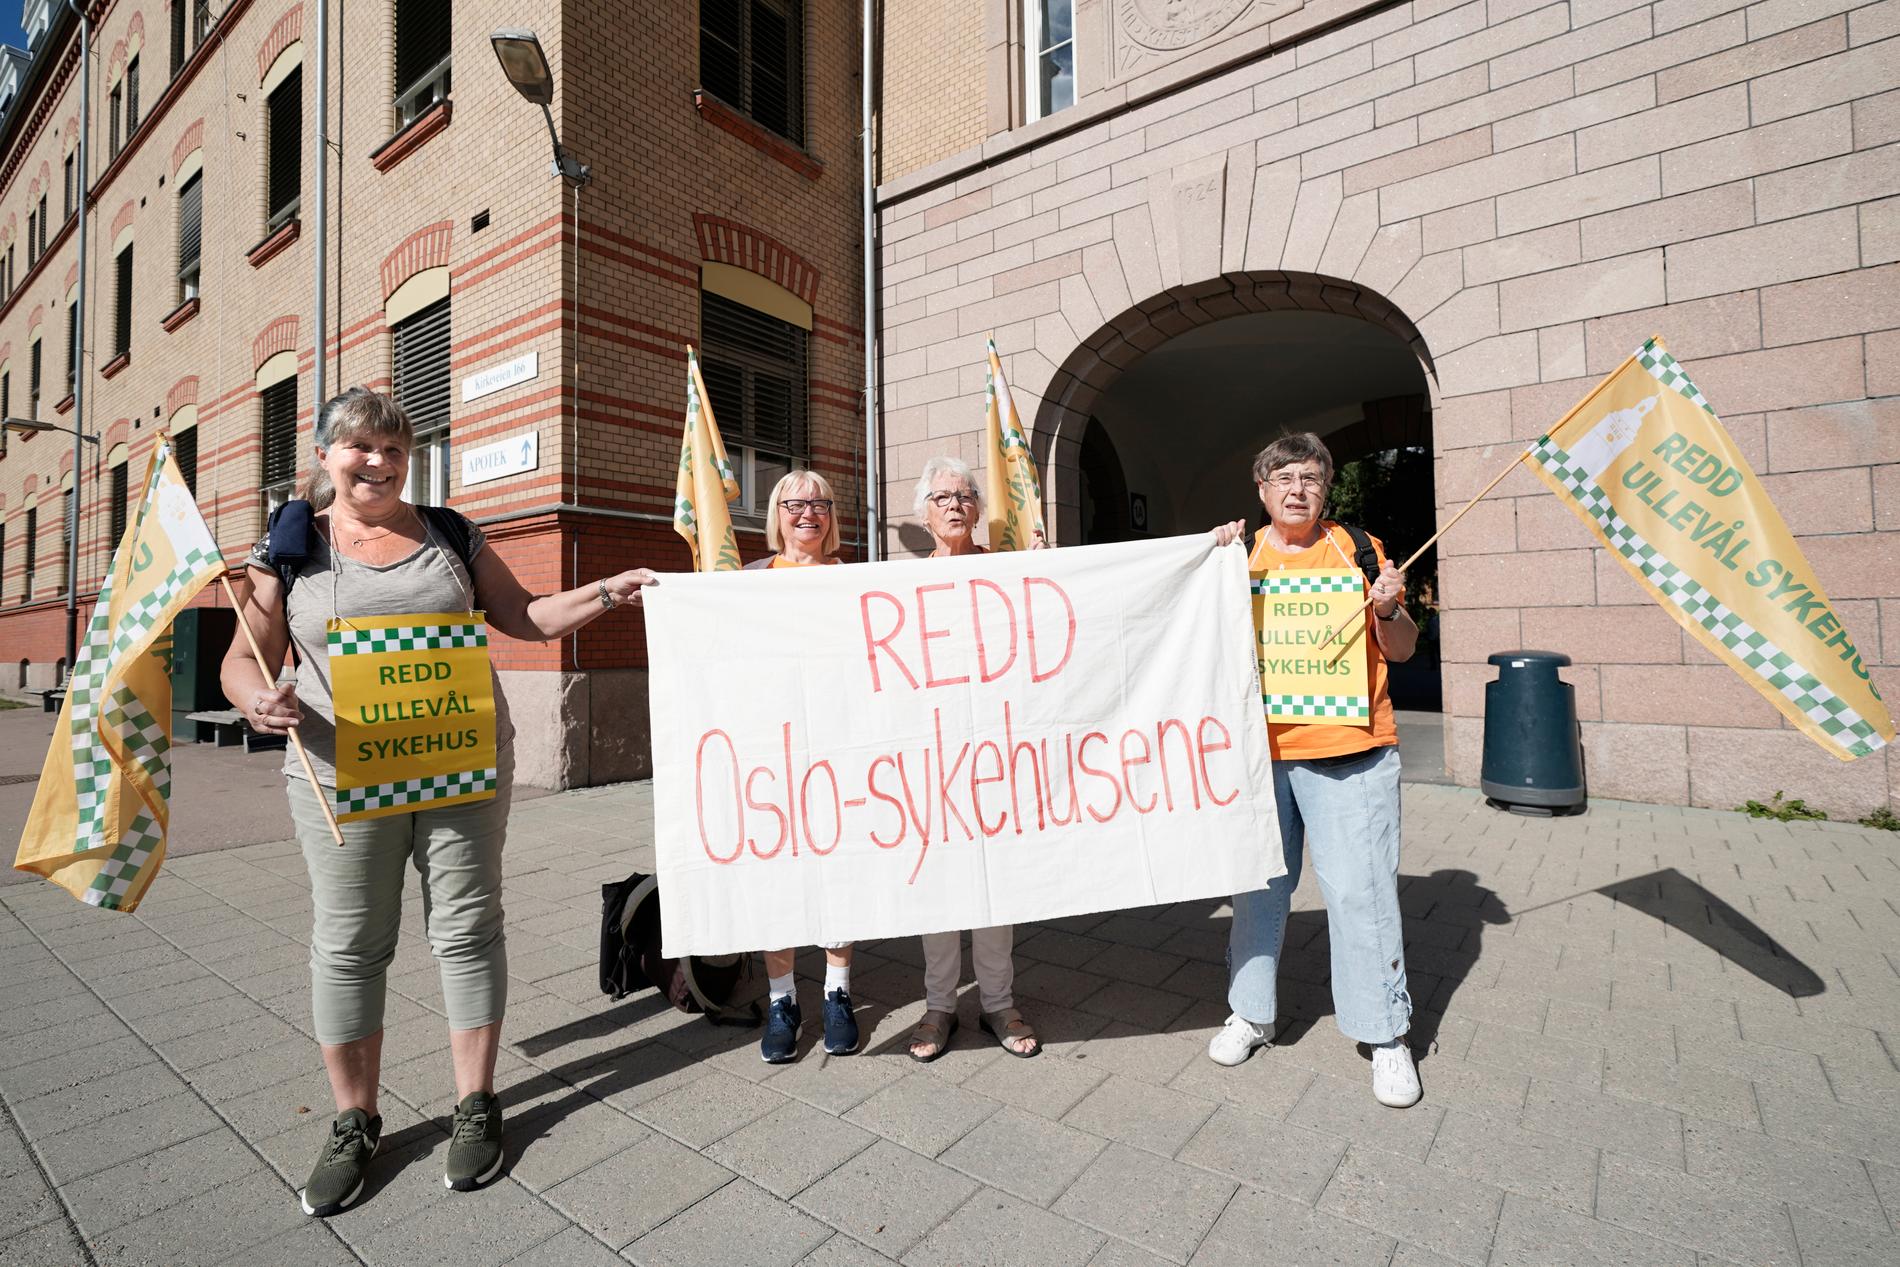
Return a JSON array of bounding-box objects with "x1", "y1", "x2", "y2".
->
[
  {"x1": 1112, "y1": 0, "x2": 1304, "y2": 79},
  {"x1": 1123, "y1": 0, "x2": 1256, "y2": 51}
]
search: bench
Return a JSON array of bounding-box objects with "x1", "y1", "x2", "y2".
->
[
  {"x1": 186, "y1": 709, "x2": 287, "y2": 753},
  {"x1": 28, "y1": 688, "x2": 65, "y2": 714}
]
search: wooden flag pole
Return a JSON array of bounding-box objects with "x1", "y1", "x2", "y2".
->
[
  {"x1": 219, "y1": 575, "x2": 345, "y2": 845},
  {"x1": 1314, "y1": 439, "x2": 1539, "y2": 660}
]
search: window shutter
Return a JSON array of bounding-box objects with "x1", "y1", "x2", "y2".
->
[
  {"x1": 24, "y1": 507, "x2": 35, "y2": 594},
  {"x1": 262, "y1": 378, "x2": 298, "y2": 488},
  {"x1": 109, "y1": 85, "x2": 121, "y2": 156},
  {"x1": 178, "y1": 172, "x2": 202, "y2": 288},
  {"x1": 394, "y1": 0, "x2": 453, "y2": 98},
  {"x1": 393, "y1": 298, "x2": 451, "y2": 436},
  {"x1": 29, "y1": 341, "x2": 40, "y2": 413},
  {"x1": 109, "y1": 464, "x2": 128, "y2": 546},
  {"x1": 698, "y1": 292, "x2": 808, "y2": 462},
  {"x1": 268, "y1": 67, "x2": 302, "y2": 223},
  {"x1": 114, "y1": 246, "x2": 133, "y2": 358},
  {"x1": 36, "y1": 196, "x2": 45, "y2": 254},
  {"x1": 171, "y1": 0, "x2": 186, "y2": 76},
  {"x1": 747, "y1": 0, "x2": 802, "y2": 144},
  {"x1": 126, "y1": 56, "x2": 139, "y2": 131},
  {"x1": 65, "y1": 302, "x2": 75, "y2": 389},
  {"x1": 175, "y1": 428, "x2": 199, "y2": 495}
]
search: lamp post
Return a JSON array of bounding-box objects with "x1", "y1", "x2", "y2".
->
[
  {"x1": 3, "y1": 417, "x2": 101, "y2": 682},
  {"x1": 489, "y1": 30, "x2": 590, "y2": 185}
]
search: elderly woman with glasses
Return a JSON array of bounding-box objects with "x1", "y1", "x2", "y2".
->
[
  {"x1": 904, "y1": 456, "x2": 1041, "y2": 1061},
  {"x1": 1207, "y1": 432, "x2": 1422, "y2": 1109},
  {"x1": 742, "y1": 469, "x2": 860, "y2": 1062}
]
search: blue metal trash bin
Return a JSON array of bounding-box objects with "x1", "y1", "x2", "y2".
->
[{"x1": 1481, "y1": 650, "x2": 1586, "y2": 814}]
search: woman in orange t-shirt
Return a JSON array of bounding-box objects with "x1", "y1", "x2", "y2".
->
[
  {"x1": 1205, "y1": 432, "x2": 1424, "y2": 1108},
  {"x1": 741, "y1": 471, "x2": 858, "y2": 1064}
]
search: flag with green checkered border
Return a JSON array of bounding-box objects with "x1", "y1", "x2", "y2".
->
[
  {"x1": 15, "y1": 435, "x2": 228, "y2": 912},
  {"x1": 1523, "y1": 338, "x2": 1891, "y2": 761},
  {"x1": 1252, "y1": 574, "x2": 1361, "y2": 595},
  {"x1": 675, "y1": 348, "x2": 743, "y2": 573}
]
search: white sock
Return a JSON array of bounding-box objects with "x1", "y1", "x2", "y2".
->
[
  {"x1": 824, "y1": 962, "x2": 850, "y2": 995},
  {"x1": 768, "y1": 973, "x2": 794, "y2": 1003}
]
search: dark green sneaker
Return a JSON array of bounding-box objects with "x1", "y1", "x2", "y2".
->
[
  {"x1": 444, "y1": 1091, "x2": 504, "y2": 1191},
  {"x1": 300, "y1": 1108, "x2": 381, "y2": 1217}
]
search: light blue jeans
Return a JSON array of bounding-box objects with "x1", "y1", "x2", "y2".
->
[{"x1": 1226, "y1": 745, "x2": 1411, "y2": 1044}]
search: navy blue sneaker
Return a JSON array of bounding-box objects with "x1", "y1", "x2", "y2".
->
[
  {"x1": 823, "y1": 988, "x2": 859, "y2": 1055},
  {"x1": 761, "y1": 995, "x2": 801, "y2": 1063}
]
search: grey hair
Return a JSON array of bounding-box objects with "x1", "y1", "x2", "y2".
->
[
  {"x1": 1250, "y1": 432, "x2": 1335, "y2": 487},
  {"x1": 913, "y1": 456, "x2": 982, "y2": 519},
  {"x1": 303, "y1": 388, "x2": 415, "y2": 510}
]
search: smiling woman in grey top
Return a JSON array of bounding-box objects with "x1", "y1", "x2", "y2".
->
[{"x1": 220, "y1": 387, "x2": 657, "y2": 1215}]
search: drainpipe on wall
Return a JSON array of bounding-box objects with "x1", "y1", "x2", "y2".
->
[
  {"x1": 311, "y1": 0, "x2": 328, "y2": 410},
  {"x1": 860, "y1": 0, "x2": 880, "y2": 560},
  {"x1": 62, "y1": 0, "x2": 88, "y2": 681}
]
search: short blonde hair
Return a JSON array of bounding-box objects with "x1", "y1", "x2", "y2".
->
[{"x1": 765, "y1": 469, "x2": 841, "y2": 557}]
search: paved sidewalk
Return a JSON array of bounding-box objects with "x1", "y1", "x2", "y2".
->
[{"x1": 3, "y1": 779, "x2": 1899, "y2": 1267}]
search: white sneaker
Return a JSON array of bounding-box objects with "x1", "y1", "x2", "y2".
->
[
  {"x1": 1371, "y1": 1038, "x2": 1421, "y2": 1108},
  {"x1": 1207, "y1": 1014, "x2": 1272, "y2": 1066}
]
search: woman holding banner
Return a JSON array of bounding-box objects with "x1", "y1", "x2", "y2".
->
[
  {"x1": 1208, "y1": 432, "x2": 1422, "y2": 1108},
  {"x1": 742, "y1": 469, "x2": 863, "y2": 1063},
  {"x1": 905, "y1": 457, "x2": 1041, "y2": 1061},
  {"x1": 222, "y1": 388, "x2": 657, "y2": 1216}
]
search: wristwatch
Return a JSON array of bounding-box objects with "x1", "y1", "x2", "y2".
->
[
  {"x1": 1376, "y1": 604, "x2": 1399, "y2": 621},
  {"x1": 597, "y1": 579, "x2": 618, "y2": 610}
]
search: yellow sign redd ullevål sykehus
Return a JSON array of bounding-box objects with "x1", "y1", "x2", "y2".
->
[
  {"x1": 1251, "y1": 569, "x2": 1371, "y2": 726},
  {"x1": 327, "y1": 611, "x2": 498, "y2": 822}
]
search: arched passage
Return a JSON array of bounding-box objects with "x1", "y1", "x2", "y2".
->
[{"x1": 1033, "y1": 270, "x2": 1444, "y2": 717}]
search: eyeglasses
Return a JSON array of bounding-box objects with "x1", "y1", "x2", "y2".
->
[
  {"x1": 926, "y1": 491, "x2": 978, "y2": 508},
  {"x1": 779, "y1": 498, "x2": 834, "y2": 515},
  {"x1": 1264, "y1": 472, "x2": 1327, "y2": 492}
]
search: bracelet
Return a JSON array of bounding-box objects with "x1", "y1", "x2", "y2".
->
[
  {"x1": 1376, "y1": 604, "x2": 1400, "y2": 621},
  {"x1": 597, "y1": 579, "x2": 618, "y2": 610}
]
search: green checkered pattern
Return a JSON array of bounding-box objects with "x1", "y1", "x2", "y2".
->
[
  {"x1": 335, "y1": 768, "x2": 499, "y2": 817},
  {"x1": 1252, "y1": 574, "x2": 1361, "y2": 594},
  {"x1": 327, "y1": 623, "x2": 488, "y2": 655},
  {"x1": 65, "y1": 444, "x2": 225, "y2": 906},
  {"x1": 1264, "y1": 694, "x2": 1371, "y2": 719},
  {"x1": 1637, "y1": 338, "x2": 1715, "y2": 416},
  {"x1": 985, "y1": 339, "x2": 1033, "y2": 454},
  {"x1": 1535, "y1": 408, "x2": 1884, "y2": 757}
]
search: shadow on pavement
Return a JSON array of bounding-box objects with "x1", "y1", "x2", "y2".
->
[{"x1": 1594, "y1": 866, "x2": 1825, "y2": 998}]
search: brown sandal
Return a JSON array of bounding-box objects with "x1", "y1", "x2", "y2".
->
[
  {"x1": 980, "y1": 1008, "x2": 1041, "y2": 1058},
  {"x1": 908, "y1": 1010, "x2": 958, "y2": 1063}
]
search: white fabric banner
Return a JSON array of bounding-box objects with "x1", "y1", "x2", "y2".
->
[{"x1": 645, "y1": 534, "x2": 1284, "y2": 957}]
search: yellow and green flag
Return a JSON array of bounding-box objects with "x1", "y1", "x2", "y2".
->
[
  {"x1": 983, "y1": 338, "x2": 1046, "y2": 552},
  {"x1": 674, "y1": 347, "x2": 743, "y2": 573},
  {"x1": 1526, "y1": 337, "x2": 1893, "y2": 760},
  {"x1": 13, "y1": 436, "x2": 226, "y2": 911}
]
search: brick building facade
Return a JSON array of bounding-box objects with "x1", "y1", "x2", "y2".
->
[
  {"x1": 872, "y1": 0, "x2": 1900, "y2": 815},
  {"x1": 0, "y1": 0, "x2": 865, "y2": 786}
]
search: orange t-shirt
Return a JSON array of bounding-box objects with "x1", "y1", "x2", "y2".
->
[
  {"x1": 1250, "y1": 521, "x2": 1402, "y2": 762},
  {"x1": 768, "y1": 555, "x2": 841, "y2": 568}
]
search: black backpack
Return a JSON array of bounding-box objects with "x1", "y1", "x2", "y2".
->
[
  {"x1": 264, "y1": 498, "x2": 475, "y2": 597},
  {"x1": 600, "y1": 873, "x2": 757, "y2": 1026},
  {"x1": 1335, "y1": 522, "x2": 1384, "y2": 590}
]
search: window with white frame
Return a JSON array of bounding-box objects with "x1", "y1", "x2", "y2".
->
[
  {"x1": 698, "y1": 290, "x2": 808, "y2": 520},
  {"x1": 1027, "y1": 0, "x2": 1074, "y2": 121},
  {"x1": 393, "y1": 0, "x2": 452, "y2": 128},
  {"x1": 393, "y1": 298, "x2": 451, "y2": 506},
  {"x1": 700, "y1": 0, "x2": 805, "y2": 145},
  {"x1": 177, "y1": 170, "x2": 202, "y2": 300}
]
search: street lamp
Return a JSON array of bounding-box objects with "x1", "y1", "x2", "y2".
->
[
  {"x1": 490, "y1": 30, "x2": 590, "y2": 185},
  {"x1": 4, "y1": 417, "x2": 101, "y2": 687}
]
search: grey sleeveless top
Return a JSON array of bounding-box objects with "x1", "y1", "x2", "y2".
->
[{"x1": 245, "y1": 513, "x2": 515, "y2": 785}]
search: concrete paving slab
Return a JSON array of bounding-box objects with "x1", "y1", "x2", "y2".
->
[
  {"x1": 900, "y1": 1185, "x2": 1105, "y2": 1267},
  {"x1": 1190, "y1": 1184, "x2": 1395, "y2": 1267},
  {"x1": 543, "y1": 1132, "x2": 733, "y2": 1249},
  {"x1": 1174, "y1": 1102, "x2": 1348, "y2": 1205},
  {"x1": 1052, "y1": 1141, "x2": 1236, "y2": 1263},
  {"x1": 627, "y1": 1176, "x2": 834, "y2": 1267},
  {"x1": 795, "y1": 1138, "x2": 980, "y2": 1259}
]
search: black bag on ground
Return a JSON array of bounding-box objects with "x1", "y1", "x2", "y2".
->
[{"x1": 599, "y1": 872, "x2": 757, "y2": 1026}]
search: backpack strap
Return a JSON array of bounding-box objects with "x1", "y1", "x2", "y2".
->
[
  {"x1": 418, "y1": 505, "x2": 475, "y2": 571},
  {"x1": 264, "y1": 499, "x2": 316, "y2": 599},
  {"x1": 1333, "y1": 521, "x2": 1383, "y2": 590}
]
